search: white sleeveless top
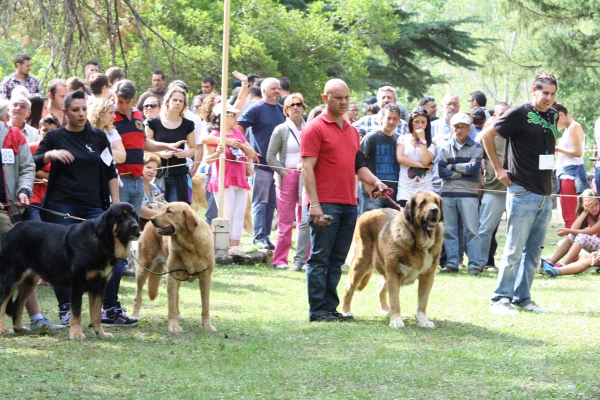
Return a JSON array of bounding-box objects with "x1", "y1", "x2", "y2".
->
[{"x1": 556, "y1": 123, "x2": 584, "y2": 172}]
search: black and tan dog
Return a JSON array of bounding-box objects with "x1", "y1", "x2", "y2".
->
[
  {"x1": 0, "y1": 203, "x2": 139, "y2": 340},
  {"x1": 132, "y1": 202, "x2": 216, "y2": 333},
  {"x1": 341, "y1": 191, "x2": 444, "y2": 328}
]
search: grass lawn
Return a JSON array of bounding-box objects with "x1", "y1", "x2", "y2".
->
[{"x1": 1, "y1": 211, "x2": 600, "y2": 399}]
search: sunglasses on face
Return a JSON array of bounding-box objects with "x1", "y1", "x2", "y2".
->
[
  {"x1": 226, "y1": 111, "x2": 237, "y2": 117},
  {"x1": 289, "y1": 102, "x2": 304, "y2": 108},
  {"x1": 11, "y1": 103, "x2": 28, "y2": 109},
  {"x1": 143, "y1": 104, "x2": 158, "y2": 109}
]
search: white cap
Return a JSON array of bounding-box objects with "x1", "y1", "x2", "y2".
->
[
  {"x1": 212, "y1": 103, "x2": 240, "y2": 116},
  {"x1": 450, "y1": 112, "x2": 472, "y2": 126}
]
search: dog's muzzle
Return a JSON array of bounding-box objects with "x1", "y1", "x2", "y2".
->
[
  {"x1": 150, "y1": 217, "x2": 175, "y2": 235},
  {"x1": 425, "y1": 207, "x2": 439, "y2": 231}
]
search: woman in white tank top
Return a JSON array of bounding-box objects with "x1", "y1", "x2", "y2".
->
[{"x1": 554, "y1": 103, "x2": 590, "y2": 228}]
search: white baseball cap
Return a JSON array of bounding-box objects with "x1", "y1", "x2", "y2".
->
[
  {"x1": 450, "y1": 112, "x2": 472, "y2": 126},
  {"x1": 212, "y1": 103, "x2": 240, "y2": 116}
]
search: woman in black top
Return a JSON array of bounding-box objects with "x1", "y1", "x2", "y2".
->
[
  {"x1": 33, "y1": 90, "x2": 137, "y2": 327},
  {"x1": 34, "y1": 90, "x2": 119, "y2": 216},
  {"x1": 146, "y1": 86, "x2": 195, "y2": 203}
]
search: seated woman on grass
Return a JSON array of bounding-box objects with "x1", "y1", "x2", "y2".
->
[{"x1": 542, "y1": 189, "x2": 600, "y2": 273}]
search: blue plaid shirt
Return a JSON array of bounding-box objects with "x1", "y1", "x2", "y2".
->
[
  {"x1": 353, "y1": 113, "x2": 408, "y2": 137},
  {"x1": 0, "y1": 74, "x2": 41, "y2": 99}
]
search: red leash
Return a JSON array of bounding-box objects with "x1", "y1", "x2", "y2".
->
[{"x1": 371, "y1": 188, "x2": 403, "y2": 211}]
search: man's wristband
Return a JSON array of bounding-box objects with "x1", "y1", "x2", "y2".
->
[{"x1": 309, "y1": 204, "x2": 321, "y2": 208}]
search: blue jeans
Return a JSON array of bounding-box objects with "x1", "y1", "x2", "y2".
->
[
  {"x1": 251, "y1": 167, "x2": 276, "y2": 243},
  {"x1": 306, "y1": 203, "x2": 357, "y2": 319},
  {"x1": 29, "y1": 203, "x2": 42, "y2": 221},
  {"x1": 476, "y1": 192, "x2": 506, "y2": 269},
  {"x1": 358, "y1": 182, "x2": 397, "y2": 214},
  {"x1": 205, "y1": 167, "x2": 217, "y2": 225},
  {"x1": 120, "y1": 176, "x2": 144, "y2": 216},
  {"x1": 46, "y1": 202, "x2": 126, "y2": 310},
  {"x1": 595, "y1": 166, "x2": 600, "y2": 195},
  {"x1": 441, "y1": 196, "x2": 480, "y2": 270},
  {"x1": 491, "y1": 184, "x2": 552, "y2": 306}
]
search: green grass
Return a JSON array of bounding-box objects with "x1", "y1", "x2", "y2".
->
[{"x1": 1, "y1": 212, "x2": 600, "y2": 399}]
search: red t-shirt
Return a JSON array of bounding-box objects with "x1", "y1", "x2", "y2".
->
[
  {"x1": 300, "y1": 113, "x2": 359, "y2": 205},
  {"x1": 29, "y1": 142, "x2": 50, "y2": 204}
]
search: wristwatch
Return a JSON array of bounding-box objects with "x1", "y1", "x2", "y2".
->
[{"x1": 417, "y1": 140, "x2": 427, "y2": 145}]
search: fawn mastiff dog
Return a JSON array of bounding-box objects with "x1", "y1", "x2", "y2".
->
[
  {"x1": 341, "y1": 191, "x2": 444, "y2": 328},
  {"x1": 132, "y1": 202, "x2": 216, "y2": 332}
]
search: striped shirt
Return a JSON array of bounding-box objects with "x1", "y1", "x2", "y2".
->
[{"x1": 114, "y1": 108, "x2": 146, "y2": 177}]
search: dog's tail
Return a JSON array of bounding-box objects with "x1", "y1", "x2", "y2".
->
[
  {"x1": 356, "y1": 269, "x2": 373, "y2": 291},
  {"x1": 147, "y1": 264, "x2": 164, "y2": 301}
]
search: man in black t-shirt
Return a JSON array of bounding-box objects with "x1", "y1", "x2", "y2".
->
[{"x1": 481, "y1": 74, "x2": 558, "y2": 315}]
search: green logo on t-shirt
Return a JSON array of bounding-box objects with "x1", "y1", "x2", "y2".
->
[{"x1": 527, "y1": 112, "x2": 558, "y2": 139}]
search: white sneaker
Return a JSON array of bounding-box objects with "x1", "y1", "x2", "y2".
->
[
  {"x1": 30, "y1": 317, "x2": 66, "y2": 330},
  {"x1": 490, "y1": 298, "x2": 518, "y2": 315},
  {"x1": 515, "y1": 300, "x2": 549, "y2": 313}
]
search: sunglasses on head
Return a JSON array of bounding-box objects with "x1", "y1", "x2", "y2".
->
[
  {"x1": 411, "y1": 107, "x2": 429, "y2": 116},
  {"x1": 422, "y1": 96, "x2": 435, "y2": 103},
  {"x1": 143, "y1": 104, "x2": 158, "y2": 109}
]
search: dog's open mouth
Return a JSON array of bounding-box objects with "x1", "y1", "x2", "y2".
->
[
  {"x1": 426, "y1": 220, "x2": 438, "y2": 231},
  {"x1": 157, "y1": 225, "x2": 175, "y2": 235}
]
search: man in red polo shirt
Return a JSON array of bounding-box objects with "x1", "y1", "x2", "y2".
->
[{"x1": 301, "y1": 79, "x2": 388, "y2": 322}]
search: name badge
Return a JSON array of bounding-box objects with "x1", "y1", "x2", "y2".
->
[
  {"x1": 539, "y1": 154, "x2": 554, "y2": 170},
  {"x1": 100, "y1": 147, "x2": 113, "y2": 166},
  {"x1": 1, "y1": 149, "x2": 15, "y2": 164}
]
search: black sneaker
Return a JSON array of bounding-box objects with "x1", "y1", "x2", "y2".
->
[
  {"x1": 101, "y1": 307, "x2": 139, "y2": 327},
  {"x1": 329, "y1": 311, "x2": 354, "y2": 321},
  {"x1": 309, "y1": 314, "x2": 338, "y2": 322}
]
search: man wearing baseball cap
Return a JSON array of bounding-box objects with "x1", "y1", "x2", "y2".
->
[{"x1": 438, "y1": 112, "x2": 483, "y2": 275}]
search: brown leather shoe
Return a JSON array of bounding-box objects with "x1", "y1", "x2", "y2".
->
[{"x1": 439, "y1": 266, "x2": 459, "y2": 273}]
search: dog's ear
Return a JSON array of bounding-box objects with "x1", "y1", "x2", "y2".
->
[
  {"x1": 437, "y1": 196, "x2": 444, "y2": 222},
  {"x1": 404, "y1": 196, "x2": 415, "y2": 223},
  {"x1": 184, "y1": 207, "x2": 199, "y2": 232},
  {"x1": 94, "y1": 207, "x2": 111, "y2": 236}
]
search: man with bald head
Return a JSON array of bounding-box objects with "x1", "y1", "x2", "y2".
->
[{"x1": 301, "y1": 79, "x2": 389, "y2": 322}]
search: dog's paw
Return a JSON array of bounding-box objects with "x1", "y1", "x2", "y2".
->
[
  {"x1": 380, "y1": 308, "x2": 390, "y2": 315},
  {"x1": 168, "y1": 321, "x2": 183, "y2": 333},
  {"x1": 0, "y1": 326, "x2": 14, "y2": 335},
  {"x1": 416, "y1": 312, "x2": 434, "y2": 329},
  {"x1": 70, "y1": 332, "x2": 86, "y2": 340},
  {"x1": 14, "y1": 326, "x2": 30, "y2": 333},
  {"x1": 342, "y1": 311, "x2": 355, "y2": 318},
  {"x1": 203, "y1": 323, "x2": 217, "y2": 332},
  {"x1": 97, "y1": 331, "x2": 115, "y2": 340},
  {"x1": 389, "y1": 316, "x2": 405, "y2": 328}
]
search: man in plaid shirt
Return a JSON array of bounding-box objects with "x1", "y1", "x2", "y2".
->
[
  {"x1": 0, "y1": 54, "x2": 41, "y2": 100},
  {"x1": 353, "y1": 86, "x2": 408, "y2": 138}
]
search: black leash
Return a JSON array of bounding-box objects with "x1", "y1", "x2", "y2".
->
[
  {"x1": 1, "y1": 202, "x2": 86, "y2": 222},
  {"x1": 129, "y1": 253, "x2": 211, "y2": 281}
]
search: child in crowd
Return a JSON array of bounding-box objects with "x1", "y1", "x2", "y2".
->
[
  {"x1": 204, "y1": 103, "x2": 256, "y2": 256},
  {"x1": 542, "y1": 189, "x2": 600, "y2": 275}
]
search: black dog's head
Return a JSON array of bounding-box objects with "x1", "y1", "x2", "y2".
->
[
  {"x1": 403, "y1": 191, "x2": 443, "y2": 232},
  {"x1": 95, "y1": 203, "x2": 140, "y2": 245}
]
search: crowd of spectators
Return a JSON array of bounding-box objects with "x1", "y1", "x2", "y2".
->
[{"x1": 0, "y1": 53, "x2": 596, "y2": 324}]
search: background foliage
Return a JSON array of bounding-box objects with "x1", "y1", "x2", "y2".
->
[{"x1": 1, "y1": 0, "x2": 599, "y2": 141}]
